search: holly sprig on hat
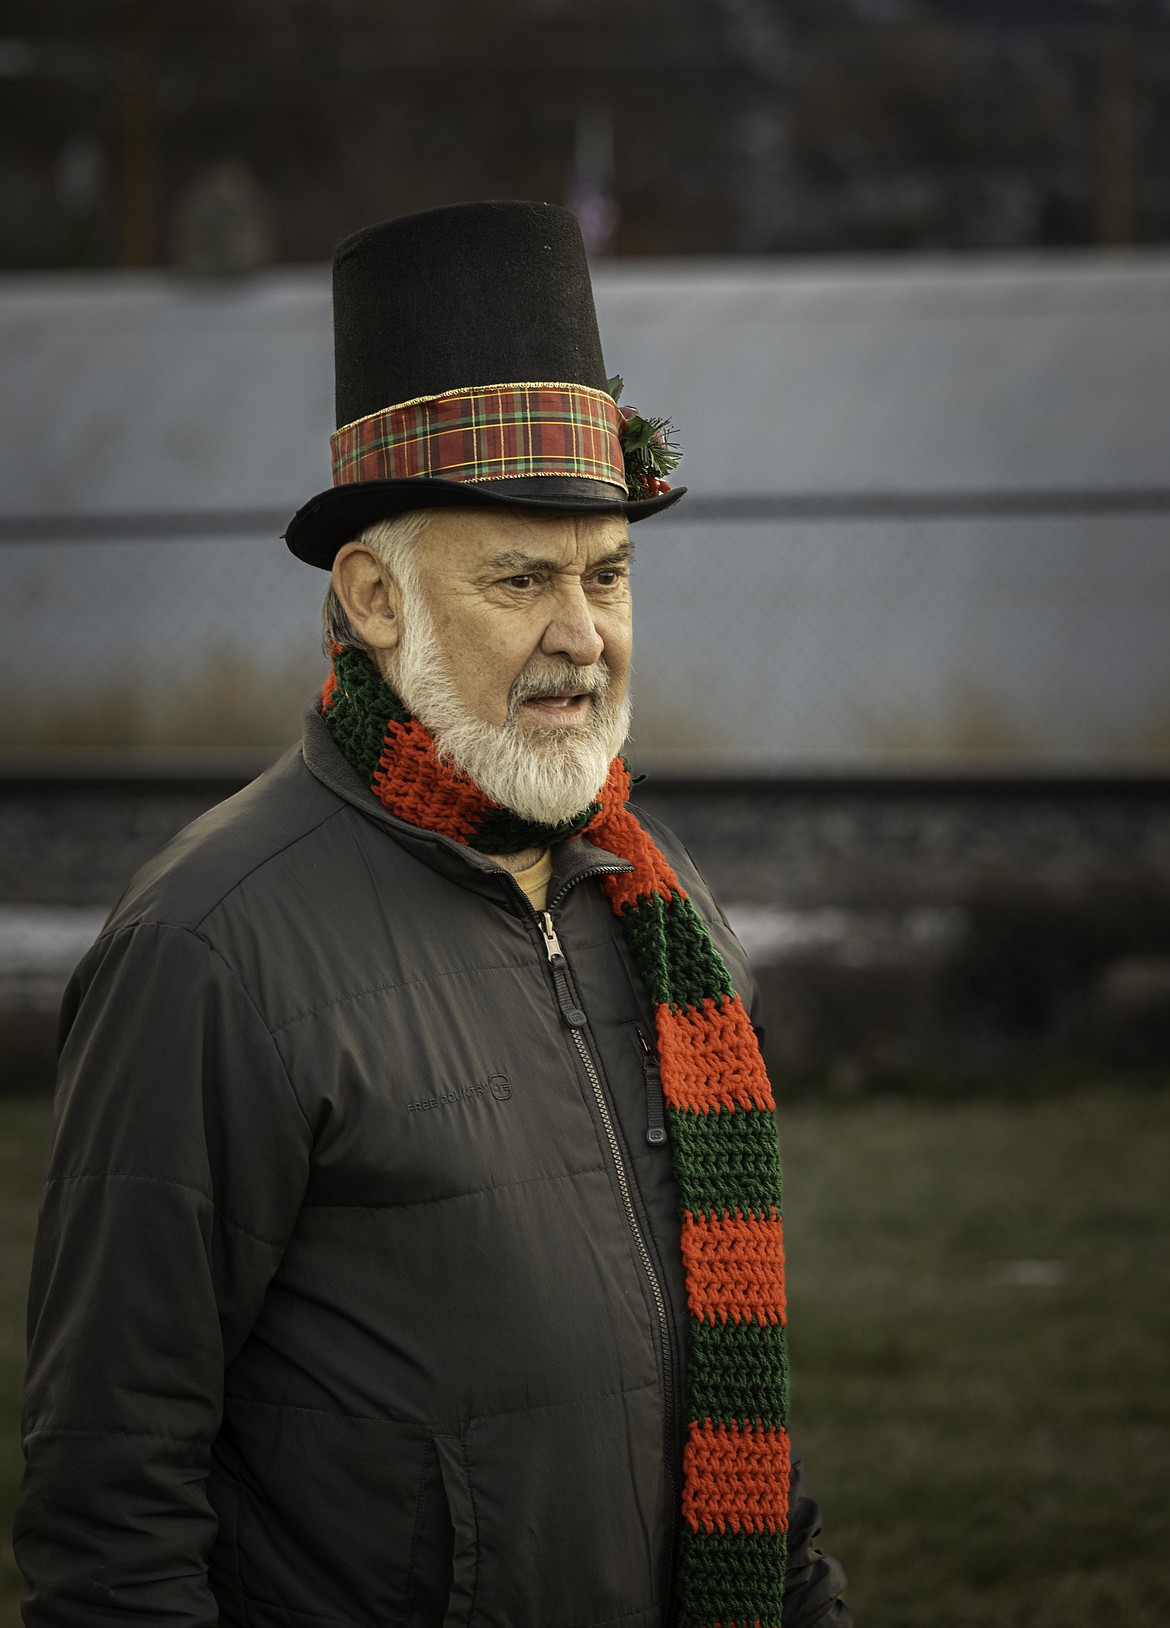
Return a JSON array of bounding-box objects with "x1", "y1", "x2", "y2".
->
[{"x1": 606, "y1": 375, "x2": 681, "y2": 499}]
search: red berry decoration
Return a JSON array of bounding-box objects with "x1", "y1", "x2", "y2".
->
[{"x1": 606, "y1": 374, "x2": 682, "y2": 503}]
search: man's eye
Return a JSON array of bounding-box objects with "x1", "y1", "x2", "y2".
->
[
  {"x1": 507, "y1": 574, "x2": 534, "y2": 590},
  {"x1": 593, "y1": 569, "x2": 623, "y2": 586}
]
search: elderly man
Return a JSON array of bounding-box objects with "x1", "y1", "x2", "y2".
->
[{"x1": 16, "y1": 202, "x2": 850, "y2": 1628}]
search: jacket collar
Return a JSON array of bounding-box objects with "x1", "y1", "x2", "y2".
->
[{"x1": 299, "y1": 701, "x2": 633, "y2": 908}]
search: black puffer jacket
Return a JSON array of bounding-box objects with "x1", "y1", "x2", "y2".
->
[{"x1": 17, "y1": 710, "x2": 850, "y2": 1628}]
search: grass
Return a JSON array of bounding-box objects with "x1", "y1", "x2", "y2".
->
[
  {"x1": 2, "y1": 1084, "x2": 1169, "y2": 1626},
  {"x1": 781, "y1": 1083, "x2": 1170, "y2": 1627}
]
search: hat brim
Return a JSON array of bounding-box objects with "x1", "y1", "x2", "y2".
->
[{"x1": 283, "y1": 476, "x2": 685, "y2": 569}]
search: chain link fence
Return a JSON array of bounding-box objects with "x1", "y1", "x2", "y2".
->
[
  {"x1": 2, "y1": 507, "x2": 1169, "y2": 1093},
  {"x1": 2, "y1": 504, "x2": 1169, "y2": 765}
]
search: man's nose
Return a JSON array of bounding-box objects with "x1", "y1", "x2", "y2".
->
[{"x1": 540, "y1": 585, "x2": 605, "y2": 667}]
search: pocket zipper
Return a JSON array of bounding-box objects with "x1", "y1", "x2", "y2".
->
[{"x1": 635, "y1": 1025, "x2": 668, "y2": 1147}]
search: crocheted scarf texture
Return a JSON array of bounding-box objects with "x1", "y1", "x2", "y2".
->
[{"x1": 322, "y1": 645, "x2": 791, "y2": 1628}]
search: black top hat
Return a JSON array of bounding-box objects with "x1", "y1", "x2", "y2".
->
[{"x1": 283, "y1": 200, "x2": 685, "y2": 569}]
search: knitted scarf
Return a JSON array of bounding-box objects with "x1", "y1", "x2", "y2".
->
[{"x1": 322, "y1": 646, "x2": 790, "y2": 1628}]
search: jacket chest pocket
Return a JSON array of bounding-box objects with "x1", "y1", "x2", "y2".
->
[{"x1": 296, "y1": 967, "x2": 603, "y2": 1209}]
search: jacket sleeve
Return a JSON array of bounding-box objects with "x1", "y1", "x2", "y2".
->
[
  {"x1": 784, "y1": 1451, "x2": 853, "y2": 1627},
  {"x1": 15, "y1": 919, "x2": 313, "y2": 1627},
  {"x1": 748, "y1": 996, "x2": 853, "y2": 1626}
]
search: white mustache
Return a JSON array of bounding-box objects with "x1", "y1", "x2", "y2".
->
[{"x1": 507, "y1": 662, "x2": 609, "y2": 712}]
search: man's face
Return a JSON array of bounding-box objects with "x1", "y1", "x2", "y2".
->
[
  {"x1": 333, "y1": 506, "x2": 635, "y2": 825},
  {"x1": 400, "y1": 506, "x2": 633, "y2": 734}
]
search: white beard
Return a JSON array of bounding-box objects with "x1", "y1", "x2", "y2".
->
[{"x1": 388, "y1": 590, "x2": 631, "y2": 827}]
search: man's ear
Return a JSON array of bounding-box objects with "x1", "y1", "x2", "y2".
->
[{"x1": 332, "y1": 544, "x2": 402, "y2": 655}]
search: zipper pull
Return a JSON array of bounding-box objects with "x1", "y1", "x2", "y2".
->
[
  {"x1": 540, "y1": 911, "x2": 587, "y2": 1028},
  {"x1": 539, "y1": 910, "x2": 565, "y2": 963},
  {"x1": 637, "y1": 1025, "x2": 668, "y2": 1146}
]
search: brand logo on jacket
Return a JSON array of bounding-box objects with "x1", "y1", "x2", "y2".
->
[{"x1": 406, "y1": 1073, "x2": 513, "y2": 1115}]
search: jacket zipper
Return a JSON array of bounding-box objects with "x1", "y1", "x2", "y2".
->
[{"x1": 538, "y1": 907, "x2": 679, "y2": 1622}]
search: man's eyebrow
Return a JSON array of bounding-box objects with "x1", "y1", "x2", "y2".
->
[
  {"x1": 484, "y1": 550, "x2": 556, "y2": 574},
  {"x1": 483, "y1": 541, "x2": 634, "y2": 574}
]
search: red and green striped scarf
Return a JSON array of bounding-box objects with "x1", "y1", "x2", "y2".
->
[{"x1": 322, "y1": 646, "x2": 791, "y2": 1628}]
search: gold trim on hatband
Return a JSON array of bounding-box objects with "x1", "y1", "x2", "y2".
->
[{"x1": 332, "y1": 380, "x2": 617, "y2": 439}]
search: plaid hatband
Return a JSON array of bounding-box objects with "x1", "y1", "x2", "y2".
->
[{"x1": 330, "y1": 381, "x2": 628, "y2": 494}]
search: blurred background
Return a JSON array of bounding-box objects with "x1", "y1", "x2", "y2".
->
[{"x1": 2, "y1": 1, "x2": 1169, "y2": 1624}]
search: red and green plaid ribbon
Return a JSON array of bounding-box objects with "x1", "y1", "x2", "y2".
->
[{"x1": 330, "y1": 381, "x2": 628, "y2": 493}]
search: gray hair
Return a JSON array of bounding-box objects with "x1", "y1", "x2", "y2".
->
[{"x1": 321, "y1": 508, "x2": 436, "y2": 654}]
